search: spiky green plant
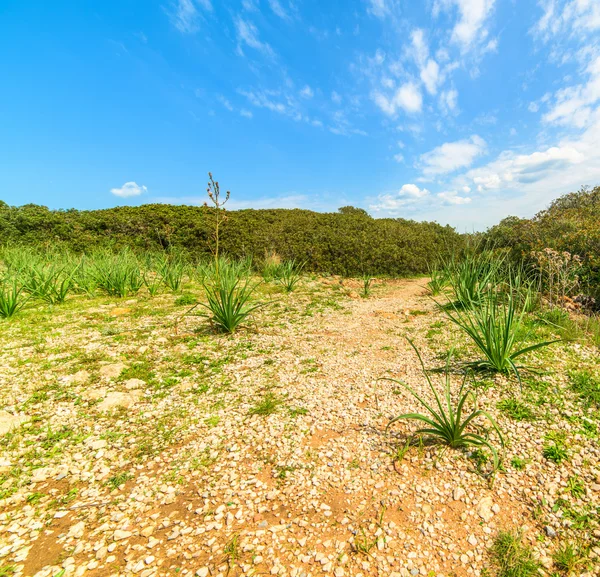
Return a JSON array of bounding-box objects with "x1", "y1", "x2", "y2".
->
[
  {"x1": 201, "y1": 274, "x2": 262, "y2": 333},
  {"x1": 441, "y1": 277, "x2": 559, "y2": 382},
  {"x1": 0, "y1": 280, "x2": 27, "y2": 319},
  {"x1": 446, "y1": 251, "x2": 504, "y2": 308},
  {"x1": 277, "y1": 260, "x2": 303, "y2": 292},
  {"x1": 384, "y1": 340, "x2": 504, "y2": 470},
  {"x1": 157, "y1": 253, "x2": 185, "y2": 292},
  {"x1": 427, "y1": 264, "x2": 448, "y2": 296},
  {"x1": 20, "y1": 262, "x2": 77, "y2": 304},
  {"x1": 91, "y1": 250, "x2": 143, "y2": 298},
  {"x1": 361, "y1": 274, "x2": 374, "y2": 298}
]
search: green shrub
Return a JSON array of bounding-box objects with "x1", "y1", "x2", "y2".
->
[{"x1": 0, "y1": 280, "x2": 26, "y2": 319}]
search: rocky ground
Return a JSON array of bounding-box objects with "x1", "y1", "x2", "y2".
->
[{"x1": 0, "y1": 277, "x2": 599, "y2": 577}]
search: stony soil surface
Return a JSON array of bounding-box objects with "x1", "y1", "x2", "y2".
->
[{"x1": 0, "y1": 278, "x2": 599, "y2": 577}]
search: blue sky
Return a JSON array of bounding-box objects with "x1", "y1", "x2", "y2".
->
[{"x1": 1, "y1": 0, "x2": 600, "y2": 230}]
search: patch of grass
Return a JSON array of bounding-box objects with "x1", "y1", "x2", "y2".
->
[
  {"x1": 543, "y1": 442, "x2": 569, "y2": 464},
  {"x1": 289, "y1": 407, "x2": 308, "y2": 417},
  {"x1": 0, "y1": 565, "x2": 16, "y2": 577},
  {"x1": 552, "y1": 541, "x2": 590, "y2": 575},
  {"x1": 489, "y1": 530, "x2": 541, "y2": 577},
  {"x1": 568, "y1": 369, "x2": 600, "y2": 406},
  {"x1": 204, "y1": 416, "x2": 220, "y2": 427},
  {"x1": 106, "y1": 472, "x2": 133, "y2": 490},
  {"x1": 249, "y1": 393, "x2": 283, "y2": 416},
  {"x1": 120, "y1": 361, "x2": 155, "y2": 383},
  {"x1": 175, "y1": 293, "x2": 197, "y2": 306},
  {"x1": 497, "y1": 398, "x2": 536, "y2": 421},
  {"x1": 510, "y1": 456, "x2": 527, "y2": 470},
  {"x1": 566, "y1": 475, "x2": 585, "y2": 499},
  {"x1": 26, "y1": 492, "x2": 45, "y2": 505}
]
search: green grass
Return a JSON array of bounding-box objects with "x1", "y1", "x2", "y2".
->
[
  {"x1": 249, "y1": 393, "x2": 283, "y2": 416},
  {"x1": 543, "y1": 442, "x2": 569, "y2": 464},
  {"x1": 552, "y1": 541, "x2": 590, "y2": 575},
  {"x1": 497, "y1": 398, "x2": 536, "y2": 421},
  {"x1": 489, "y1": 531, "x2": 541, "y2": 577},
  {"x1": 568, "y1": 370, "x2": 600, "y2": 406}
]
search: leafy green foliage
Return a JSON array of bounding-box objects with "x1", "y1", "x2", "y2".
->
[
  {"x1": 0, "y1": 202, "x2": 462, "y2": 277},
  {"x1": 446, "y1": 251, "x2": 504, "y2": 308},
  {"x1": 384, "y1": 341, "x2": 504, "y2": 470},
  {"x1": 361, "y1": 274, "x2": 373, "y2": 297},
  {"x1": 497, "y1": 398, "x2": 536, "y2": 421}
]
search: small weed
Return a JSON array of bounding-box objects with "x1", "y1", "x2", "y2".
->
[
  {"x1": 249, "y1": 393, "x2": 283, "y2": 416},
  {"x1": 543, "y1": 443, "x2": 569, "y2": 464},
  {"x1": 497, "y1": 398, "x2": 536, "y2": 421},
  {"x1": 175, "y1": 294, "x2": 197, "y2": 306},
  {"x1": 106, "y1": 472, "x2": 133, "y2": 490},
  {"x1": 566, "y1": 475, "x2": 585, "y2": 499},
  {"x1": 204, "y1": 416, "x2": 220, "y2": 427},
  {"x1": 552, "y1": 541, "x2": 590, "y2": 575},
  {"x1": 568, "y1": 370, "x2": 600, "y2": 406},
  {"x1": 489, "y1": 531, "x2": 540, "y2": 577},
  {"x1": 510, "y1": 456, "x2": 528, "y2": 470}
]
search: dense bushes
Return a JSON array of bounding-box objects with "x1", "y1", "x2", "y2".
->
[
  {"x1": 485, "y1": 186, "x2": 600, "y2": 300},
  {"x1": 0, "y1": 202, "x2": 461, "y2": 277}
]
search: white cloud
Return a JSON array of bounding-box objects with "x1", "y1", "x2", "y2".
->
[
  {"x1": 372, "y1": 81, "x2": 422, "y2": 116},
  {"x1": 420, "y1": 135, "x2": 485, "y2": 175},
  {"x1": 240, "y1": 109, "x2": 253, "y2": 118},
  {"x1": 438, "y1": 191, "x2": 472, "y2": 204},
  {"x1": 367, "y1": 0, "x2": 390, "y2": 19},
  {"x1": 534, "y1": 0, "x2": 600, "y2": 40},
  {"x1": 420, "y1": 59, "x2": 441, "y2": 94},
  {"x1": 411, "y1": 29, "x2": 429, "y2": 66},
  {"x1": 167, "y1": 0, "x2": 212, "y2": 34},
  {"x1": 235, "y1": 17, "x2": 275, "y2": 57},
  {"x1": 370, "y1": 184, "x2": 430, "y2": 212},
  {"x1": 542, "y1": 55, "x2": 600, "y2": 128},
  {"x1": 393, "y1": 153, "x2": 404, "y2": 163},
  {"x1": 110, "y1": 182, "x2": 147, "y2": 198},
  {"x1": 467, "y1": 145, "x2": 585, "y2": 191},
  {"x1": 331, "y1": 91, "x2": 342, "y2": 104},
  {"x1": 268, "y1": 0, "x2": 290, "y2": 20},
  {"x1": 439, "y1": 89, "x2": 458, "y2": 114},
  {"x1": 218, "y1": 95, "x2": 234, "y2": 111},
  {"x1": 434, "y1": 0, "x2": 496, "y2": 52},
  {"x1": 299, "y1": 85, "x2": 314, "y2": 99}
]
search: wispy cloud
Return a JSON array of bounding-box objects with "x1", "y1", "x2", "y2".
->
[
  {"x1": 166, "y1": 0, "x2": 212, "y2": 34},
  {"x1": 268, "y1": 0, "x2": 291, "y2": 21},
  {"x1": 434, "y1": 0, "x2": 496, "y2": 52},
  {"x1": 370, "y1": 184, "x2": 430, "y2": 213},
  {"x1": 235, "y1": 17, "x2": 275, "y2": 58},
  {"x1": 299, "y1": 85, "x2": 314, "y2": 99},
  {"x1": 110, "y1": 182, "x2": 147, "y2": 198}
]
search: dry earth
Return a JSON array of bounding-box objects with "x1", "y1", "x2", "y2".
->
[{"x1": 0, "y1": 277, "x2": 599, "y2": 577}]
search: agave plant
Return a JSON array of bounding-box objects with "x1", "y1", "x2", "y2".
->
[
  {"x1": 384, "y1": 340, "x2": 504, "y2": 469},
  {"x1": 446, "y1": 251, "x2": 505, "y2": 308},
  {"x1": 442, "y1": 276, "x2": 559, "y2": 383},
  {"x1": 92, "y1": 250, "x2": 143, "y2": 298},
  {"x1": 157, "y1": 253, "x2": 186, "y2": 292},
  {"x1": 361, "y1": 274, "x2": 374, "y2": 298},
  {"x1": 201, "y1": 274, "x2": 262, "y2": 333},
  {"x1": 426, "y1": 264, "x2": 448, "y2": 296},
  {"x1": 277, "y1": 260, "x2": 303, "y2": 293},
  {"x1": 0, "y1": 280, "x2": 27, "y2": 319}
]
